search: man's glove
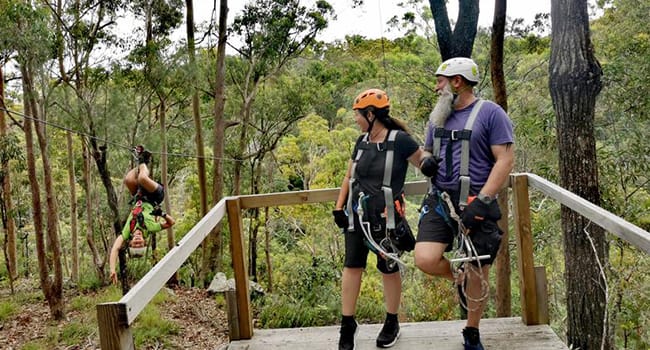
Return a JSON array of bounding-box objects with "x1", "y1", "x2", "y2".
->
[
  {"x1": 332, "y1": 209, "x2": 349, "y2": 229},
  {"x1": 151, "y1": 207, "x2": 165, "y2": 217},
  {"x1": 461, "y1": 199, "x2": 501, "y2": 231},
  {"x1": 420, "y1": 156, "x2": 440, "y2": 177}
]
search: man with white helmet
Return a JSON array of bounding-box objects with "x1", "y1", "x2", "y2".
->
[{"x1": 415, "y1": 57, "x2": 514, "y2": 350}]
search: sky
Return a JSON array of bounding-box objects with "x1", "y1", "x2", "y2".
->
[{"x1": 192, "y1": 0, "x2": 554, "y2": 42}]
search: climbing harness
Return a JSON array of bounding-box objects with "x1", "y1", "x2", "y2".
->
[
  {"x1": 430, "y1": 99, "x2": 485, "y2": 209},
  {"x1": 129, "y1": 200, "x2": 146, "y2": 233},
  {"x1": 346, "y1": 130, "x2": 413, "y2": 271}
]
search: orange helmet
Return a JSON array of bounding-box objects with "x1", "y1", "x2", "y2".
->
[{"x1": 353, "y1": 88, "x2": 390, "y2": 110}]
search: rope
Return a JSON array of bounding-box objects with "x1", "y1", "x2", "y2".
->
[
  {"x1": 0, "y1": 106, "x2": 242, "y2": 163},
  {"x1": 377, "y1": 0, "x2": 388, "y2": 88},
  {"x1": 356, "y1": 192, "x2": 407, "y2": 272},
  {"x1": 439, "y1": 192, "x2": 490, "y2": 310}
]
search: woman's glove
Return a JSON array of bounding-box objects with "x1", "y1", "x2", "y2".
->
[
  {"x1": 461, "y1": 199, "x2": 501, "y2": 231},
  {"x1": 420, "y1": 156, "x2": 440, "y2": 177},
  {"x1": 332, "y1": 209, "x2": 349, "y2": 229}
]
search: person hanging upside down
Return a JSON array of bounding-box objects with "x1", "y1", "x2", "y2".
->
[{"x1": 109, "y1": 145, "x2": 175, "y2": 285}]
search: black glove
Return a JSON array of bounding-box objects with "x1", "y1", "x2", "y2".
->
[
  {"x1": 150, "y1": 207, "x2": 165, "y2": 217},
  {"x1": 420, "y1": 156, "x2": 440, "y2": 177},
  {"x1": 461, "y1": 199, "x2": 501, "y2": 231},
  {"x1": 332, "y1": 209, "x2": 349, "y2": 229}
]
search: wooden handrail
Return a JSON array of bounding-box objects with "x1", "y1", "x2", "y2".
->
[
  {"x1": 96, "y1": 174, "x2": 650, "y2": 349},
  {"x1": 97, "y1": 198, "x2": 229, "y2": 349},
  {"x1": 525, "y1": 173, "x2": 650, "y2": 254}
]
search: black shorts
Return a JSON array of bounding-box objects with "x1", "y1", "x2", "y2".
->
[
  {"x1": 344, "y1": 215, "x2": 400, "y2": 274},
  {"x1": 417, "y1": 191, "x2": 503, "y2": 265},
  {"x1": 140, "y1": 183, "x2": 164, "y2": 205}
]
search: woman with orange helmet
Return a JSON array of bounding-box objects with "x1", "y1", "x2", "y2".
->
[{"x1": 333, "y1": 88, "x2": 428, "y2": 349}]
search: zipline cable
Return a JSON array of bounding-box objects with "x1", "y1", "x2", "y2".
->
[
  {"x1": 0, "y1": 106, "x2": 243, "y2": 163},
  {"x1": 377, "y1": 0, "x2": 389, "y2": 88}
]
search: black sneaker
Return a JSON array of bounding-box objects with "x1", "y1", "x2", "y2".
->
[
  {"x1": 338, "y1": 320, "x2": 358, "y2": 350},
  {"x1": 462, "y1": 327, "x2": 484, "y2": 350},
  {"x1": 376, "y1": 317, "x2": 400, "y2": 348},
  {"x1": 138, "y1": 150, "x2": 152, "y2": 165}
]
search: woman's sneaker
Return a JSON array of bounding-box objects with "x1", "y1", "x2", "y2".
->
[
  {"x1": 462, "y1": 327, "x2": 485, "y2": 350},
  {"x1": 376, "y1": 317, "x2": 400, "y2": 348},
  {"x1": 338, "y1": 319, "x2": 358, "y2": 350}
]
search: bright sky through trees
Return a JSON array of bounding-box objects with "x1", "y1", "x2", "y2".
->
[{"x1": 193, "y1": 0, "x2": 555, "y2": 42}]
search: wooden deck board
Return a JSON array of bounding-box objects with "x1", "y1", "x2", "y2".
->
[{"x1": 227, "y1": 317, "x2": 567, "y2": 349}]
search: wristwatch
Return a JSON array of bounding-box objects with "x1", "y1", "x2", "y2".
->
[{"x1": 477, "y1": 193, "x2": 495, "y2": 204}]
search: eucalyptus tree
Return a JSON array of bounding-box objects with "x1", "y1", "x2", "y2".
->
[
  {"x1": 201, "y1": 0, "x2": 228, "y2": 286},
  {"x1": 591, "y1": 0, "x2": 650, "y2": 347},
  {"x1": 44, "y1": 0, "x2": 126, "y2": 286},
  {"x1": 1, "y1": 1, "x2": 65, "y2": 319},
  {"x1": 185, "y1": 0, "x2": 207, "y2": 220},
  {"x1": 0, "y1": 17, "x2": 18, "y2": 284},
  {"x1": 0, "y1": 86, "x2": 22, "y2": 290},
  {"x1": 245, "y1": 72, "x2": 325, "y2": 281},
  {"x1": 227, "y1": 0, "x2": 334, "y2": 196},
  {"x1": 129, "y1": 0, "x2": 184, "y2": 257},
  {"x1": 428, "y1": 0, "x2": 480, "y2": 59},
  {"x1": 549, "y1": 0, "x2": 608, "y2": 349}
]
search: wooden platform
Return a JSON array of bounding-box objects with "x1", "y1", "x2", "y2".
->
[{"x1": 226, "y1": 317, "x2": 567, "y2": 349}]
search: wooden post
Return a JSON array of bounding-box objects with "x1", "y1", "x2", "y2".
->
[
  {"x1": 225, "y1": 289, "x2": 241, "y2": 340},
  {"x1": 510, "y1": 174, "x2": 540, "y2": 325},
  {"x1": 226, "y1": 198, "x2": 253, "y2": 339},
  {"x1": 494, "y1": 188, "x2": 511, "y2": 317},
  {"x1": 535, "y1": 266, "x2": 550, "y2": 324},
  {"x1": 96, "y1": 302, "x2": 134, "y2": 350}
]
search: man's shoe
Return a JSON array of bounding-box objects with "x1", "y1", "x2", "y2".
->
[
  {"x1": 462, "y1": 327, "x2": 485, "y2": 350},
  {"x1": 376, "y1": 317, "x2": 400, "y2": 348},
  {"x1": 338, "y1": 320, "x2": 358, "y2": 350}
]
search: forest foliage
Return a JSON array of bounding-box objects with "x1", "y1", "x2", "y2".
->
[{"x1": 0, "y1": 0, "x2": 648, "y2": 348}]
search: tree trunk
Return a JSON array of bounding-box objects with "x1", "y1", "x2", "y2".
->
[
  {"x1": 549, "y1": 0, "x2": 609, "y2": 349},
  {"x1": 249, "y1": 207, "x2": 259, "y2": 282},
  {"x1": 66, "y1": 131, "x2": 79, "y2": 282},
  {"x1": 21, "y1": 63, "x2": 64, "y2": 320},
  {"x1": 185, "y1": 0, "x2": 208, "y2": 218},
  {"x1": 81, "y1": 141, "x2": 107, "y2": 284},
  {"x1": 490, "y1": 0, "x2": 508, "y2": 111},
  {"x1": 33, "y1": 89, "x2": 64, "y2": 322},
  {"x1": 158, "y1": 97, "x2": 177, "y2": 285},
  {"x1": 184, "y1": 0, "x2": 207, "y2": 281},
  {"x1": 264, "y1": 207, "x2": 273, "y2": 292},
  {"x1": 203, "y1": 0, "x2": 228, "y2": 284},
  {"x1": 428, "y1": 0, "x2": 480, "y2": 59},
  {"x1": 248, "y1": 157, "x2": 265, "y2": 282},
  {"x1": 489, "y1": 0, "x2": 511, "y2": 318},
  {"x1": 0, "y1": 64, "x2": 18, "y2": 282}
]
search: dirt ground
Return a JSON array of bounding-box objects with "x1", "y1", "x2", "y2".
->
[{"x1": 0, "y1": 282, "x2": 230, "y2": 350}]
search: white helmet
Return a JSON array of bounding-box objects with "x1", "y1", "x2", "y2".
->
[{"x1": 435, "y1": 57, "x2": 479, "y2": 83}]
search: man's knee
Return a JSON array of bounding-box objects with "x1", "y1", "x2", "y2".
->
[{"x1": 414, "y1": 245, "x2": 446, "y2": 276}]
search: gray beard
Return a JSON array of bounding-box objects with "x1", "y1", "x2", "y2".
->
[{"x1": 429, "y1": 85, "x2": 454, "y2": 127}]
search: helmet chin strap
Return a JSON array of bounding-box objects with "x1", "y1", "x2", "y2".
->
[
  {"x1": 451, "y1": 85, "x2": 472, "y2": 108},
  {"x1": 362, "y1": 110, "x2": 376, "y2": 134}
]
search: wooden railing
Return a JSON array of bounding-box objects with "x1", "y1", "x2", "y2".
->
[{"x1": 96, "y1": 173, "x2": 650, "y2": 349}]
